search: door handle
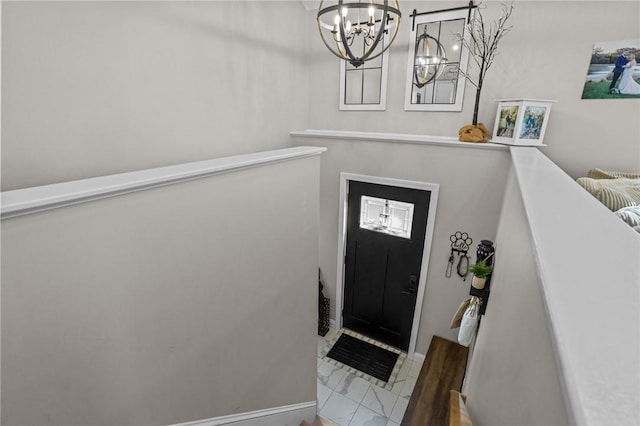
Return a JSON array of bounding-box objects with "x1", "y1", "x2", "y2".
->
[
  {"x1": 401, "y1": 275, "x2": 418, "y2": 295},
  {"x1": 409, "y1": 274, "x2": 418, "y2": 288}
]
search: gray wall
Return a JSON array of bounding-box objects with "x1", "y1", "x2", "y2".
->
[
  {"x1": 1, "y1": 2, "x2": 316, "y2": 424},
  {"x1": 293, "y1": 137, "x2": 510, "y2": 355},
  {"x1": 300, "y1": 0, "x2": 639, "y2": 358},
  {"x1": 1, "y1": 1, "x2": 309, "y2": 190},
  {"x1": 1, "y1": 1, "x2": 638, "y2": 421},
  {"x1": 462, "y1": 165, "x2": 568, "y2": 426},
  {"x1": 1, "y1": 156, "x2": 320, "y2": 426},
  {"x1": 306, "y1": 1, "x2": 640, "y2": 178}
]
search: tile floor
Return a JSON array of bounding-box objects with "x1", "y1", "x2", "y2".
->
[{"x1": 316, "y1": 329, "x2": 423, "y2": 426}]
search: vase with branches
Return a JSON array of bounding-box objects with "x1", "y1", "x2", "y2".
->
[{"x1": 457, "y1": 2, "x2": 514, "y2": 142}]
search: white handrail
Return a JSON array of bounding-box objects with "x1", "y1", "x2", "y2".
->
[{"x1": 1, "y1": 146, "x2": 326, "y2": 219}]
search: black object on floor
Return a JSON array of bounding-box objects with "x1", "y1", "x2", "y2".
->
[
  {"x1": 318, "y1": 277, "x2": 330, "y2": 337},
  {"x1": 327, "y1": 333, "x2": 399, "y2": 382}
]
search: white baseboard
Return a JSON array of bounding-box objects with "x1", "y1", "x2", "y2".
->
[
  {"x1": 170, "y1": 401, "x2": 316, "y2": 426},
  {"x1": 409, "y1": 351, "x2": 426, "y2": 363}
]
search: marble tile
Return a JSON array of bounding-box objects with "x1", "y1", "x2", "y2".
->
[
  {"x1": 389, "y1": 374, "x2": 407, "y2": 395},
  {"x1": 317, "y1": 382, "x2": 333, "y2": 411},
  {"x1": 398, "y1": 374, "x2": 418, "y2": 400},
  {"x1": 335, "y1": 372, "x2": 371, "y2": 404},
  {"x1": 322, "y1": 328, "x2": 339, "y2": 346},
  {"x1": 320, "y1": 392, "x2": 360, "y2": 426},
  {"x1": 361, "y1": 384, "x2": 399, "y2": 418},
  {"x1": 326, "y1": 328, "x2": 339, "y2": 339},
  {"x1": 318, "y1": 359, "x2": 348, "y2": 390},
  {"x1": 407, "y1": 359, "x2": 424, "y2": 378},
  {"x1": 389, "y1": 395, "x2": 409, "y2": 424},
  {"x1": 386, "y1": 421, "x2": 400, "y2": 426},
  {"x1": 318, "y1": 335, "x2": 333, "y2": 356},
  {"x1": 395, "y1": 359, "x2": 411, "y2": 381},
  {"x1": 348, "y1": 405, "x2": 387, "y2": 426},
  {"x1": 318, "y1": 337, "x2": 327, "y2": 356}
]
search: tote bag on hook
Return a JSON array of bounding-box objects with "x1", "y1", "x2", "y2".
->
[{"x1": 458, "y1": 298, "x2": 480, "y2": 347}]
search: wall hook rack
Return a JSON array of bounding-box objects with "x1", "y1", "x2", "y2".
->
[{"x1": 446, "y1": 231, "x2": 473, "y2": 279}]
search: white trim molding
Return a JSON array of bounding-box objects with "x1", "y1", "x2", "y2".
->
[
  {"x1": 1, "y1": 146, "x2": 326, "y2": 219},
  {"x1": 170, "y1": 401, "x2": 316, "y2": 426},
  {"x1": 290, "y1": 130, "x2": 507, "y2": 150},
  {"x1": 411, "y1": 352, "x2": 426, "y2": 363},
  {"x1": 335, "y1": 173, "x2": 439, "y2": 360}
]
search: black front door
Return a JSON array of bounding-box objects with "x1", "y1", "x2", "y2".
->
[{"x1": 343, "y1": 181, "x2": 430, "y2": 351}]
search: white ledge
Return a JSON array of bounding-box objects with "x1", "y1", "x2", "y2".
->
[
  {"x1": 511, "y1": 147, "x2": 640, "y2": 426},
  {"x1": 290, "y1": 129, "x2": 508, "y2": 150},
  {"x1": 1, "y1": 146, "x2": 326, "y2": 219}
]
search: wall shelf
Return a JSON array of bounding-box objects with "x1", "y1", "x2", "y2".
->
[{"x1": 290, "y1": 129, "x2": 508, "y2": 151}]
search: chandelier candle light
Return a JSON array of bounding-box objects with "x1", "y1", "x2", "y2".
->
[
  {"x1": 413, "y1": 26, "x2": 448, "y2": 88},
  {"x1": 317, "y1": 0, "x2": 401, "y2": 68}
]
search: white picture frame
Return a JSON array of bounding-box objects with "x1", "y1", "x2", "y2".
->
[
  {"x1": 491, "y1": 99, "x2": 556, "y2": 145},
  {"x1": 339, "y1": 32, "x2": 390, "y2": 111},
  {"x1": 404, "y1": 8, "x2": 472, "y2": 112}
]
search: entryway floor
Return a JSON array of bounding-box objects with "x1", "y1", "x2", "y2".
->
[{"x1": 317, "y1": 329, "x2": 423, "y2": 426}]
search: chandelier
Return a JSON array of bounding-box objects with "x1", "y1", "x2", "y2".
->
[
  {"x1": 413, "y1": 26, "x2": 448, "y2": 88},
  {"x1": 317, "y1": 0, "x2": 401, "y2": 68}
]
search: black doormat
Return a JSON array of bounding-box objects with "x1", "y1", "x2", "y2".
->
[{"x1": 326, "y1": 333, "x2": 399, "y2": 382}]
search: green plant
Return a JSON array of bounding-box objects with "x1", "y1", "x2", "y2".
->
[{"x1": 469, "y1": 261, "x2": 492, "y2": 278}]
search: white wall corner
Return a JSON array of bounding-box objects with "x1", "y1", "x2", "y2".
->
[{"x1": 410, "y1": 352, "x2": 426, "y2": 363}]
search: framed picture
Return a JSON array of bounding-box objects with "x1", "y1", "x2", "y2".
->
[
  {"x1": 491, "y1": 99, "x2": 555, "y2": 145},
  {"x1": 581, "y1": 38, "x2": 640, "y2": 99}
]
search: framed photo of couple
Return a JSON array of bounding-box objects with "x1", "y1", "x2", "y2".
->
[
  {"x1": 581, "y1": 38, "x2": 640, "y2": 99},
  {"x1": 491, "y1": 99, "x2": 555, "y2": 146}
]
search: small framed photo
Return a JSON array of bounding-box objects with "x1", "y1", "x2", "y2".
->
[{"x1": 491, "y1": 99, "x2": 555, "y2": 145}]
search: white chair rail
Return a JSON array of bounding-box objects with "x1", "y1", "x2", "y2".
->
[{"x1": 1, "y1": 146, "x2": 326, "y2": 219}]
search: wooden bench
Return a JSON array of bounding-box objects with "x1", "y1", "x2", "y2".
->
[
  {"x1": 449, "y1": 390, "x2": 472, "y2": 426},
  {"x1": 401, "y1": 336, "x2": 469, "y2": 426}
]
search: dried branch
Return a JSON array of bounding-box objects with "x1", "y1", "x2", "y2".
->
[{"x1": 454, "y1": 2, "x2": 514, "y2": 125}]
